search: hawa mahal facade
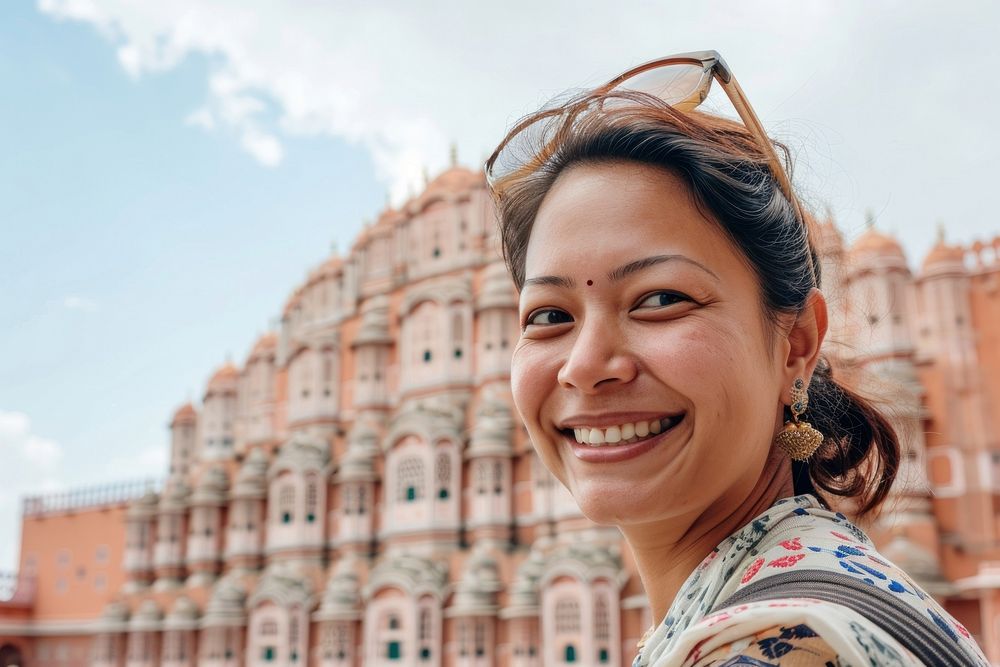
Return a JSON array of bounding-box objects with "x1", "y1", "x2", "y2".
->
[{"x1": 2, "y1": 164, "x2": 1000, "y2": 666}]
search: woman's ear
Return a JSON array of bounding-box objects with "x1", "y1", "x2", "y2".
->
[{"x1": 783, "y1": 288, "x2": 829, "y2": 397}]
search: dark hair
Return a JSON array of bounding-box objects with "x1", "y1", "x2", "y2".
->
[{"x1": 486, "y1": 89, "x2": 899, "y2": 518}]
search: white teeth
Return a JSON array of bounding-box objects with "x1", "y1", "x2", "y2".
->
[{"x1": 569, "y1": 416, "x2": 680, "y2": 446}]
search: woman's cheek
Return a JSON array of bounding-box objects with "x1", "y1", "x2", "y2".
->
[{"x1": 509, "y1": 343, "x2": 552, "y2": 426}]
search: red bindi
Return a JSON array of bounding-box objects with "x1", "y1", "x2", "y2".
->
[{"x1": 586, "y1": 279, "x2": 593, "y2": 286}]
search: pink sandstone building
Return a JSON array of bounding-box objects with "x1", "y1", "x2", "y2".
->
[{"x1": 1, "y1": 165, "x2": 1000, "y2": 666}]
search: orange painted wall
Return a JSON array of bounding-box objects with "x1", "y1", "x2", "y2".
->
[{"x1": 18, "y1": 503, "x2": 128, "y2": 620}]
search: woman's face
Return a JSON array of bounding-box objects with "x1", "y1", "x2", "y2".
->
[{"x1": 511, "y1": 161, "x2": 791, "y2": 527}]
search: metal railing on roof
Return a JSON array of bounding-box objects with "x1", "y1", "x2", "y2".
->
[{"x1": 21, "y1": 478, "x2": 162, "y2": 517}]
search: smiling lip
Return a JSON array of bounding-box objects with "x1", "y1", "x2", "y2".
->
[{"x1": 565, "y1": 413, "x2": 686, "y2": 463}]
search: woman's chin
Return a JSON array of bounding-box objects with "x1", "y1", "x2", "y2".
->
[{"x1": 570, "y1": 483, "x2": 663, "y2": 526}]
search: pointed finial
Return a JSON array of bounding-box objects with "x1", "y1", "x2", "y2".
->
[
  {"x1": 422, "y1": 166, "x2": 430, "y2": 187},
  {"x1": 385, "y1": 192, "x2": 391, "y2": 209},
  {"x1": 330, "y1": 240, "x2": 338, "y2": 254},
  {"x1": 936, "y1": 220, "x2": 946, "y2": 244},
  {"x1": 449, "y1": 142, "x2": 458, "y2": 167},
  {"x1": 864, "y1": 208, "x2": 876, "y2": 229}
]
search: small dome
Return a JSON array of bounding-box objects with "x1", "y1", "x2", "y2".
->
[
  {"x1": 170, "y1": 402, "x2": 197, "y2": 426},
  {"x1": 206, "y1": 362, "x2": 240, "y2": 393},
  {"x1": 282, "y1": 286, "x2": 305, "y2": 318},
  {"x1": 849, "y1": 227, "x2": 905, "y2": 261},
  {"x1": 424, "y1": 165, "x2": 482, "y2": 194},
  {"x1": 159, "y1": 480, "x2": 191, "y2": 510},
  {"x1": 450, "y1": 544, "x2": 502, "y2": 616},
  {"x1": 375, "y1": 205, "x2": 406, "y2": 228},
  {"x1": 101, "y1": 600, "x2": 130, "y2": 623},
  {"x1": 164, "y1": 596, "x2": 200, "y2": 630},
  {"x1": 468, "y1": 398, "x2": 514, "y2": 457},
  {"x1": 922, "y1": 228, "x2": 966, "y2": 274},
  {"x1": 476, "y1": 262, "x2": 518, "y2": 311},
  {"x1": 314, "y1": 556, "x2": 362, "y2": 621},
  {"x1": 202, "y1": 574, "x2": 248, "y2": 626},
  {"x1": 352, "y1": 295, "x2": 392, "y2": 347},
  {"x1": 248, "y1": 333, "x2": 277, "y2": 360},
  {"x1": 407, "y1": 165, "x2": 483, "y2": 214},
  {"x1": 319, "y1": 253, "x2": 345, "y2": 277},
  {"x1": 191, "y1": 466, "x2": 229, "y2": 505},
  {"x1": 127, "y1": 490, "x2": 160, "y2": 519},
  {"x1": 233, "y1": 447, "x2": 269, "y2": 498},
  {"x1": 129, "y1": 599, "x2": 163, "y2": 631}
]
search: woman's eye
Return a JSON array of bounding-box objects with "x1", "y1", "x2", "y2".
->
[
  {"x1": 635, "y1": 291, "x2": 689, "y2": 309},
  {"x1": 524, "y1": 309, "x2": 572, "y2": 327}
]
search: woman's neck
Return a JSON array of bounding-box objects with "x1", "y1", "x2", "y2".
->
[{"x1": 621, "y1": 446, "x2": 795, "y2": 625}]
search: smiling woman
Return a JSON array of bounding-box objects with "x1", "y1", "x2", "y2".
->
[{"x1": 486, "y1": 54, "x2": 989, "y2": 666}]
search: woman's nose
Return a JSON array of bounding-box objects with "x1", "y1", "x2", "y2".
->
[{"x1": 556, "y1": 315, "x2": 637, "y2": 392}]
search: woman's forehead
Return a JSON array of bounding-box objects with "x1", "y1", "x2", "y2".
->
[{"x1": 525, "y1": 162, "x2": 736, "y2": 277}]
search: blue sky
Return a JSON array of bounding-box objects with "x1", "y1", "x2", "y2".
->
[
  {"x1": 0, "y1": 2, "x2": 383, "y2": 568},
  {"x1": 1, "y1": 0, "x2": 999, "y2": 570}
]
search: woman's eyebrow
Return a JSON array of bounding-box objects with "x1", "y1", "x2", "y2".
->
[
  {"x1": 523, "y1": 274, "x2": 576, "y2": 289},
  {"x1": 608, "y1": 254, "x2": 720, "y2": 283},
  {"x1": 523, "y1": 254, "x2": 719, "y2": 289}
]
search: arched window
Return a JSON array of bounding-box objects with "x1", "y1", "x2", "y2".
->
[
  {"x1": 493, "y1": 461, "x2": 504, "y2": 495},
  {"x1": 305, "y1": 478, "x2": 318, "y2": 523},
  {"x1": 419, "y1": 608, "x2": 431, "y2": 641},
  {"x1": 418, "y1": 606, "x2": 433, "y2": 660},
  {"x1": 289, "y1": 613, "x2": 300, "y2": 663},
  {"x1": 357, "y1": 485, "x2": 367, "y2": 515},
  {"x1": 435, "y1": 452, "x2": 451, "y2": 499},
  {"x1": 334, "y1": 623, "x2": 349, "y2": 659},
  {"x1": 474, "y1": 620, "x2": 486, "y2": 657},
  {"x1": 594, "y1": 596, "x2": 609, "y2": 640},
  {"x1": 397, "y1": 457, "x2": 424, "y2": 502},
  {"x1": 452, "y1": 311, "x2": 464, "y2": 358},
  {"x1": 476, "y1": 460, "x2": 489, "y2": 495},
  {"x1": 555, "y1": 598, "x2": 580, "y2": 633},
  {"x1": 322, "y1": 352, "x2": 334, "y2": 388},
  {"x1": 343, "y1": 486, "x2": 355, "y2": 516},
  {"x1": 564, "y1": 644, "x2": 577, "y2": 663},
  {"x1": 278, "y1": 485, "x2": 295, "y2": 524}
]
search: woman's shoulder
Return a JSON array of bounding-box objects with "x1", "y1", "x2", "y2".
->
[{"x1": 710, "y1": 499, "x2": 987, "y2": 666}]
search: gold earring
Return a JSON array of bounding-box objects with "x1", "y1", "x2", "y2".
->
[{"x1": 774, "y1": 377, "x2": 823, "y2": 461}]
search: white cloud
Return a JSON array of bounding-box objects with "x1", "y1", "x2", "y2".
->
[
  {"x1": 184, "y1": 106, "x2": 215, "y2": 130},
  {"x1": 0, "y1": 410, "x2": 65, "y2": 569},
  {"x1": 35, "y1": 0, "x2": 1000, "y2": 261},
  {"x1": 240, "y1": 127, "x2": 283, "y2": 167},
  {"x1": 63, "y1": 295, "x2": 99, "y2": 312}
]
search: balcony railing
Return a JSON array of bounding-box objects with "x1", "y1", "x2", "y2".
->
[{"x1": 22, "y1": 478, "x2": 163, "y2": 516}]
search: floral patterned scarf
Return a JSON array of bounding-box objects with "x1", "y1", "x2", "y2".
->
[{"x1": 633, "y1": 494, "x2": 989, "y2": 666}]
